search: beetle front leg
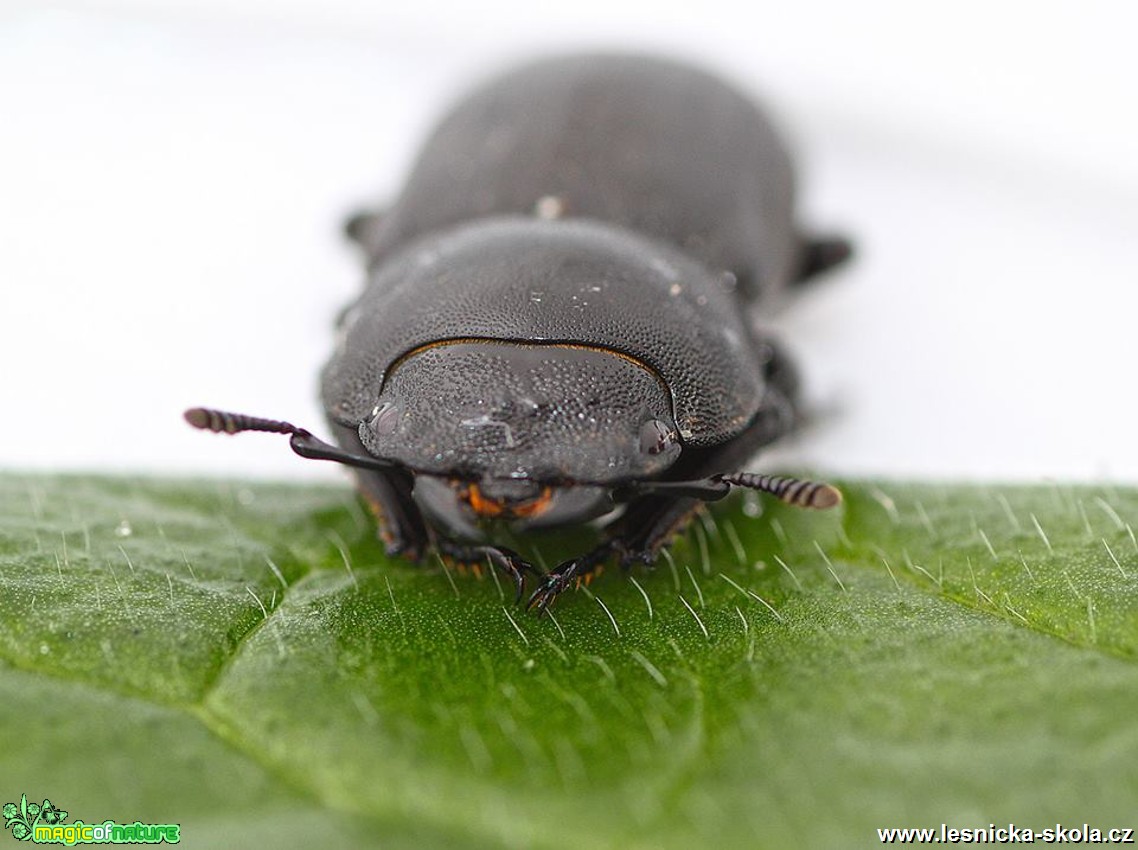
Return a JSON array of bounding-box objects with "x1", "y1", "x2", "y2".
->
[
  {"x1": 324, "y1": 420, "x2": 431, "y2": 559},
  {"x1": 356, "y1": 468, "x2": 536, "y2": 601},
  {"x1": 352, "y1": 468, "x2": 430, "y2": 560},
  {"x1": 524, "y1": 539, "x2": 621, "y2": 614},
  {"x1": 433, "y1": 537, "x2": 537, "y2": 604},
  {"x1": 526, "y1": 495, "x2": 700, "y2": 613}
]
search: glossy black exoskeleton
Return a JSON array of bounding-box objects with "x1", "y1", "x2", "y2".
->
[{"x1": 186, "y1": 54, "x2": 851, "y2": 611}]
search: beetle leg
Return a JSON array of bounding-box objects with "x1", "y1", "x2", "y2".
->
[
  {"x1": 343, "y1": 207, "x2": 384, "y2": 249},
  {"x1": 355, "y1": 461, "x2": 536, "y2": 600},
  {"x1": 434, "y1": 538, "x2": 536, "y2": 603},
  {"x1": 324, "y1": 421, "x2": 432, "y2": 560},
  {"x1": 352, "y1": 468, "x2": 430, "y2": 560},
  {"x1": 794, "y1": 233, "x2": 853, "y2": 284},
  {"x1": 614, "y1": 496, "x2": 703, "y2": 567},
  {"x1": 525, "y1": 495, "x2": 701, "y2": 613},
  {"x1": 525, "y1": 539, "x2": 622, "y2": 614}
]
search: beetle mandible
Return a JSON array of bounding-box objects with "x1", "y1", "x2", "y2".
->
[{"x1": 186, "y1": 54, "x2": 852, "y2": 612}]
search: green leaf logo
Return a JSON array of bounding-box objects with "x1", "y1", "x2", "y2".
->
[
  {"x1": 3, "y1": 794, "x2": 68, "y2": 841},
  {"x1": 39, "y1": 801, "x2": 66, "y2": 826}
]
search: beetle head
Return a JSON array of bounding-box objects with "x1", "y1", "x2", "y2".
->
[
  {"x1": 185, "y1": 404, "x2": 841, "y2": 544},
  {"x1": 357, "y1": 340, "x2": 682, "y2": 533}
]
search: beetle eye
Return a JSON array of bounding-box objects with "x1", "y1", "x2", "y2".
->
[
  {"x1": 369, "y1": 402, "x2": 401, "y2": 436},
  {"x1": 639, "y1": 419, "x2": 677, "y2": 455}
]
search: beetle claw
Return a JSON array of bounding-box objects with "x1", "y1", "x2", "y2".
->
[
  {"x1": 618, "y1": 548, "x2": 655, "y2": 569},
  {"x1": 525, "y1": 561, "x2": 580, "y2": 614},
  {"x1": 435, "y1": 540, "x2": 536, "y2": 604},
  {"x1": 525, "y1": 538, "x2": 622, "y2": 614},
  {"x1": 489, "y1": 546, "x2": 533, "y2": 604}
]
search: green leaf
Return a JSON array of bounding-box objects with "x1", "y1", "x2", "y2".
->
[{"x1": 2, "y1": 474, "x2": 1136, "y2": 847}]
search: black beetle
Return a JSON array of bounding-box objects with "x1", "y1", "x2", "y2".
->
[{"x1": 186, "y1": 54, "x2": 851, "y2": 612}]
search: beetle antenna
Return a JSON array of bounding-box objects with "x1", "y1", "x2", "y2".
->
[
  {"x1": 185, "y1": 407, "x2": 299, "y2": 436},
  {"x1": 184, "y1": 407, "x2": 403, "y2": 474},
  {"x1": 717, "y1": 473, "x2": 841, "y2": 509},
  {"x1": 615, "y1": 478, "x2": 731, "y2": 501},
  {"x1": 621, "y1": 473, "x2": 840, "y2": 509}
]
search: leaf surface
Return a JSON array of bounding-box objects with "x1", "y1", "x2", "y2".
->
[{"x1": 2, "y1": 475, "x2": 1135, "y2": 847}]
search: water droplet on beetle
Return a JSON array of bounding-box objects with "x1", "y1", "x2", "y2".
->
[
  {"x1": 650, "y1": 257, "x2": 680, "y2": 281},
  {"x1": 369, "y1": 402, "x2": 401, "y2": 436},
  {"x1": 534, "y1": 195, "x2": 564, "y2": 219},
  {"x1": 639, "y1": 419, "x2": 676, "y2": 455}
]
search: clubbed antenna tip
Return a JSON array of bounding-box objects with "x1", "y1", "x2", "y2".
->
[
  {"x1": 183, "y1": 407, "x2": 301, "y2": 436},
  {"x1": 720, "y1": 473, "x2": 842, "y2": 509}
]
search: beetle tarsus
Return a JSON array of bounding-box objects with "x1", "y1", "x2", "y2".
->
[
  {"x1": 526, "y1": 540, "x2": 622, "y2": 613},
  {"x1": 435, "y1": 539, "x2": 535, "y2": 603},
  {"x1": 618, "y1": 547, "x2": 656, "y2": 568},
  {"x1": 526, "y1": 563, "x2": 580, "y2": 614}
]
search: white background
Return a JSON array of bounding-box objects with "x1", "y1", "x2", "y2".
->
[{"x1": 3, "y1": 1, "x2": 1137, "y2": 482}]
